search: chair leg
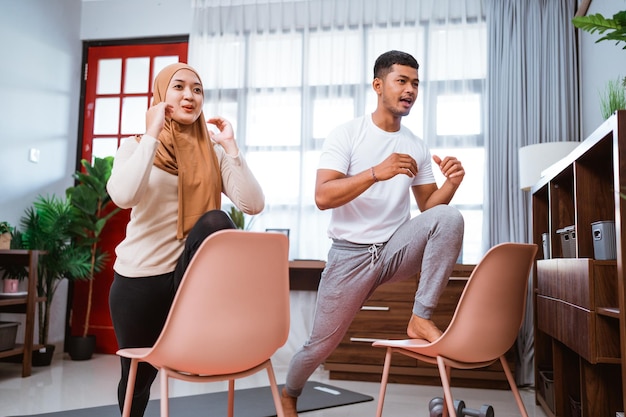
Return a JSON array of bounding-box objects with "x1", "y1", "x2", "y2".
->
[
  {"x1": 265, "y1": 360, "x2": 285, "y2": 417},
  {"x1": 436, "y1": 356, "x2": 456, "y2": 417},
  {"x1": 160, "y1": 369, "x2": 169, "y2": 417},
  {"x1": 227, "y1": 379, "x2": 235, "y2": 417},
  {"x1": 122, "y1": 359, "x2": 138, "y2": 417},
  {"x1": 443, "y1": 365, "x2": 452, "y2": 417},
  {"x1": 375, "y1": 348, "x2": 393, "y2": 417},
  {"x1": 500, "y1": 356, "x2": 529, "y2": 417}
]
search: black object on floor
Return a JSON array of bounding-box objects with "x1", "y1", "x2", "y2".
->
[
  {"x1": 9, "y1": 381, "x2": 373, "y2": 417},
  {"x1": 429, "y1": 397, "x2": 495, "y2": 417}
]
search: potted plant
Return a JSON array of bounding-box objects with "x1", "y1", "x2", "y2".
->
[
  {"x1": 65, "y1": 156, "x2": 120, "y2": 360},
  {"x1": 227, "y1": 206, "x2": 256, "y2": 230},
  {"x1": 599, "y1": 77, "x2": 626, "y2": 120},
  {"x1": 18, "y1": 195, "x2": 92, "y2": 365},
  {"x1": 0, "y1": 230, "x2": 27, "y2": 293},
  {"x1": 0, "y1": 221, "x2": 12, "y2": 250}
]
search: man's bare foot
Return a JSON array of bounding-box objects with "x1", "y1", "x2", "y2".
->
[
  {"x1": 407, "y1": 314, "x2": 443, "y2": 342},
  {"x1": 280, "y1": 387, "x2": 299, "y2": 417}
]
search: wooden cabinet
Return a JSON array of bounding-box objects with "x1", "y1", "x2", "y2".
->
[
  {"x1": 323, "y1": 264, "x2": 517, "y2": 389},
  {"x1": 532, "y1": 110, "x2": 626, "y2": 416},
  {"x1": 0, "y1": 250, "x2": 45, "y2": 377}
]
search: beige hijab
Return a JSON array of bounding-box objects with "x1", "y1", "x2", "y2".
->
[{"x1": 151, "y1": 63, "x2": 222, "y2": 240}]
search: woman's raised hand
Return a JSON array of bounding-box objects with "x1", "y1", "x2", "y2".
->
[{"x1": 207, "y1": 116, "x2": 239, "y2": 156}]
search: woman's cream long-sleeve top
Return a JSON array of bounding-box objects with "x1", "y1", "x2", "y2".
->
[{"x1": 106, "y1": 134, "x2": 265, "y2": 278}]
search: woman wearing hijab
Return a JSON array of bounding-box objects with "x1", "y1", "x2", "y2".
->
[{"x1": 106, "y1": 62, "x2": 265, "y2": 416}]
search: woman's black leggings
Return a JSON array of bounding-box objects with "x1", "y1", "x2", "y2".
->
[{"x1": 109, "y1": 210, "x2": 236, "y2": 417}]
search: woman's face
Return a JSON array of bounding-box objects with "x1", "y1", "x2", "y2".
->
[{"x1": 165, "y1": 69, "x2": 204, "y2": 125}]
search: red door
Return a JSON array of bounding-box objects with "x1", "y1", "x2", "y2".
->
[{"x1": 72, "y1": 41, "x2": 188, "y2": 354}]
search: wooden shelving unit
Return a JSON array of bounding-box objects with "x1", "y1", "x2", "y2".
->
[
  {"x1": 0, "y1": 250, "x2": 45, "y2": 377},
  {"x1": 531, "y1": 110, "x2": 626, "y2": 416}
]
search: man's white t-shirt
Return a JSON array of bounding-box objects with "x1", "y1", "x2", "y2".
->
[{"x1": 318, "y1": 114, "x2": 435, "y2": 244}]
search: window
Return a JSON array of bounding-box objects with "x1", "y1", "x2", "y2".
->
[
  {"x1": 192, "y1": 20, "x2": 487, "y2": 263},
  {"x1": 81, "y1": 41, "x2": 189, "y2": 163}
]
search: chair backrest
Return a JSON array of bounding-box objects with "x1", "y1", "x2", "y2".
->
[
  {"x1": 146, "y1": 229, "x2": 290, "y2": 375},
  {"x1": 434, "y1": 243, "x2": 537, "y2": 363}
]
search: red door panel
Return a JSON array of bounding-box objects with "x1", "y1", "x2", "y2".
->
[{"x1": 72, "y1": 41, "x2": 188, "y2": 354}]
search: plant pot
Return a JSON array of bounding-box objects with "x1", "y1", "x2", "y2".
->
[
  {"x1": 2, "y1": 279, "x2": 19, "y2": 293},
  {"x1": 0, "y1": 233, "x2": 10, "y2": 250},
  {"x1": 68, "y1": 334, "x2": 96, "y2": 361},
  {"x1": 32, "y1": 344, "x2": 55, "y2": 367}
]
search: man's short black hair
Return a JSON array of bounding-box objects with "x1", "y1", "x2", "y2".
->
[{"x1": 373, "y1": 50, "x2": 419, "y2": 79}]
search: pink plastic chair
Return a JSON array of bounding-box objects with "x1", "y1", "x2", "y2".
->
[
  {"x1": 373, "y1": 242, "x2": 538, "y2": 417},
  {"x1": 116, "y1": 229, "x2": 290, "y2": 417}
]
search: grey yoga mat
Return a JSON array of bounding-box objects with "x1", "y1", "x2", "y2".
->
[{"x1": 9, "y1": 381, "x2": 373, "y2": 417}]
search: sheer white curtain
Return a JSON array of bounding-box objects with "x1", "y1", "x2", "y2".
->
[{"x1": 189, "y1": 0, "x2": 487, "y2": 263}]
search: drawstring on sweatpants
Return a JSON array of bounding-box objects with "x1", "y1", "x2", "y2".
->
[{"x1": 368, "y1": 243, "x2": 383, "y2": 268}]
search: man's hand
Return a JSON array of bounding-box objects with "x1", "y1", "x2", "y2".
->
[
  {"x1": 372, "y1": 153, "x2": 418, "y2": 181},
  {"x1": 432, "y1": 154, "x2": 464, "y2": 186}
]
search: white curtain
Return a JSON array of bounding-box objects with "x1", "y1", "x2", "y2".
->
[
  {"x1": 485, "y1": 0, "x2": 580, "y2": 386},
  {"x1": 190, "y1": 0, "x2": 488, "y2": 264}
]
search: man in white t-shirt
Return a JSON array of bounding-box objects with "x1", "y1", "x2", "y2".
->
[{"x1": 281, "y1": 50, "x2": 465, "y2": 416}]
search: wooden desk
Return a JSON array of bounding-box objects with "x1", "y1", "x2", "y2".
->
[
  {"x1": 289, "y1": 260, "x2": 325, "y2": 291},
  {"x1": 0, "y1": 250, "x2": 45, "y2": 377}
]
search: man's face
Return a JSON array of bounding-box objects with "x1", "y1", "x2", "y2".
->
[{"x1": 375, "y1": 64, "x2": 419, "y2": 117}]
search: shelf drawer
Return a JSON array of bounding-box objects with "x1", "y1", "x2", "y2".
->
[
  {"x1": 537, "y1": 258, "x2": 617, "y2": 310},
  {"x1": 353, "y1": 301, "x2": 414, "y2": 333},
  {"x1": 355, "y1": 280, "x2": 467, "y2": 334},
  {"x1": 537, "y1": 295, "x2": 620, "y2": 363},
  {"x1": 368, "y1": 278, "x2": 417, "y2": 302},
  {"x1": 368, "y1": 264, "x2": 473, "y2": 303}
]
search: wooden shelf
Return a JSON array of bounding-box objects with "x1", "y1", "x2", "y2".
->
[
  {"x1": 598, "y1": 307, "x2": 620, "y2": 318},
  {"x1": 532, "y1": 110, "x2": 626, "y2": 416},
  {"x1": 0, "y1": 250, "x2": 45, "y2": 377}
]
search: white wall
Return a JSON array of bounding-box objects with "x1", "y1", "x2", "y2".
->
[
  {"x1": 80, "y1": 0, "x2": 192, "y2": 40},
  {"x1": 580, "y1": 0, "x2": 626, "y2": 137},
  {"x1": 0, "y1": 0, "x2": 83, "y2": 353},
  {"x1": 0, "y1": 0, "x2": 83, "y2": 227}
]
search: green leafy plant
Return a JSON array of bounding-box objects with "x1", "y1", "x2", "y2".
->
[
  {"x1": 0, "y1": 230, "x2": 28, "y2": 281},
  {"x1": 19, "y1": 195, "x2": 92, "y2": 345},
  {"x1": 228, "y1": 206, "x2": 246, "y2": 230},
  {"x1": 66, "y1": 156, "x2": 120, "y2": 338},
  {"x1": 599, "y1": 77, "x2": 626, "y2": 119},
  {"x1": 572, "y1": 10, "x2": 626, "y2": 48},
  {"x1": 227, "y1": 206, "x2": 257, "y2": 230}
]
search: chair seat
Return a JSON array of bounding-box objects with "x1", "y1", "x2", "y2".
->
[
  {"x1": 372, "y1": 338, "x2": 499, "y2": 369},
  {"x1": 116, "y1": 347, "x2": 150, "y2": 359},
  {"x1": 372, "y1": 338, "x2": 430, "y2": 349}
]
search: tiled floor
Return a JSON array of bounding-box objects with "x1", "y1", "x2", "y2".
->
[{"x1": 0, "y1": 353, "x2": 548, "y2": 417}]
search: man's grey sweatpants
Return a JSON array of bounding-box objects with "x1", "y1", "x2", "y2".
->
[{"x1": 284, "y1": 204, "x2": 464, "y2": 397}]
